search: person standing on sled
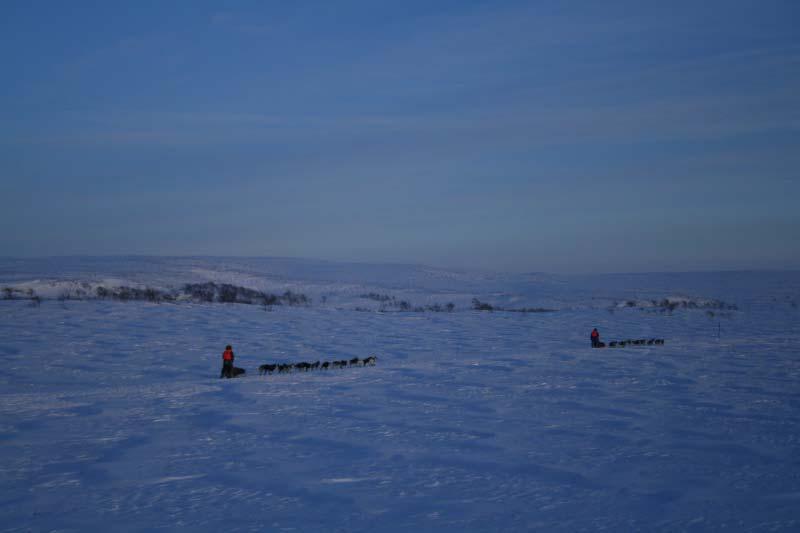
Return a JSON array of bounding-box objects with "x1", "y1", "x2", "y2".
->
[
  {"x1": 590, "y1": 328, "x2": 600, "y2": 348},
  {"x1": 220, "y1": 345, "x2": 235, "y2": 378}
]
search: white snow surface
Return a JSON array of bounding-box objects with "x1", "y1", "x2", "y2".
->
[{"x1": 1, "y1": 257, "x2": 800, "y2": 531}]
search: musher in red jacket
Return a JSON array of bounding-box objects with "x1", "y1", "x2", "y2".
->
[
  {"x1": 220, "y1": 345, "x2": 235, "y2": 378},
  {"x1": 590, "y1": 328, "x2": 600, "y2": 348}
]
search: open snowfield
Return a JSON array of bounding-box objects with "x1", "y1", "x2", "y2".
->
[{"x1": 1, "y1": 258, "x2": 800, "y2": 531}]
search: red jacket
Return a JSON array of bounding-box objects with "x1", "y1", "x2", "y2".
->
[
  {"x1": 222, "y1": 349, "x2": 234, "y2": 362},
  {"x1": 591, "y1": 330, "x2": 599, "y2": 339}
]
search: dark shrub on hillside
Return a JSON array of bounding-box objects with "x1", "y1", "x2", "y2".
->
[
  {"x1": 361, "y1": 292, "x2": 393, "y2": 302},
  {"x1": 218, "y1": 284, "x2": 239, "y2": 303},
  {"x1": 281, "y1": 290, "x2": 310, "y2": 306},
  {"x1": 652, "y1": 298, "x2": 738, "y2": 312},
  {"x1": 184, "y1": 283, "x2": 216, "y2": 302},
  {"x1": 374, "y1": 299, "x2": 455, "y2": 313},
  {"x1": 470, "y1": 298, "x2": 553, "y2": 313},
  {"x1": 181, "y1": 282, "x2": 310, "y2": 307},
  {"x1": 144, "y1": 288, "x2": 162, "y2": 302},
  {"x1": 472, "y1": 298, "x2": 494, "y2": 311},
  {"x1": 96, "y1": 286, "x2": 168, "y2": 302}
]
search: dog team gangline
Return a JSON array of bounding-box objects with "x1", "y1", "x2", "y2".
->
[{"x1": 219, "y1": 349, "x2": 378, "y2": 379}]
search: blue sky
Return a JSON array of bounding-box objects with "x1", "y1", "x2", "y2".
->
[{"x1": 1, "y1": 0, "x2": 798, "y2": 273}]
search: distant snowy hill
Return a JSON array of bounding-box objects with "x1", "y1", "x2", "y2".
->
[
  {"x1": 1, "y1": 256, "x2": 796, "y2": 313},
  {"x1": 0, "y1": 256, "x2": 564, "y2": 311}
]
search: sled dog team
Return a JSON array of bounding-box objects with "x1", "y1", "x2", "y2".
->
[
  {"x1": 258, "y1": 356, "x2": 377, "y2": 375},
  {"x1": 590, "y1": 328, "x2": 665, "y2": 349},
  {"x1": 219, "y1": 345, "x2": 377, "y2": 379}
]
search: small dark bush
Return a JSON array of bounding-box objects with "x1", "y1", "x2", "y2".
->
[
  {"x1": 184, "y1": 283, "x2": 215, "y2": 302},
  {"x1": 144, "y1": 287, "x2": 161, "y2": 303},
  {"x1": 281, "y1": 290, "x2": 310, "y2": 306},
  {"x1": 218, "y1": 284, "x2": 238, "y2": 303},
  {"x1": 472, "y1": 298, "x2": 494, "y2": 311},
  {"x1": 361, "y1": 292, "x2": 393, "y2": 302}
]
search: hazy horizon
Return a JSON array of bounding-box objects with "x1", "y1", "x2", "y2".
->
[{"x1": 1, "y1": 253, "x2": 799, "y2": 277}]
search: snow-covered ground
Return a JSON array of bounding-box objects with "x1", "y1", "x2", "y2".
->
[{"x1": 1, "y1": 258, "x2": 799, "y2": 531}]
